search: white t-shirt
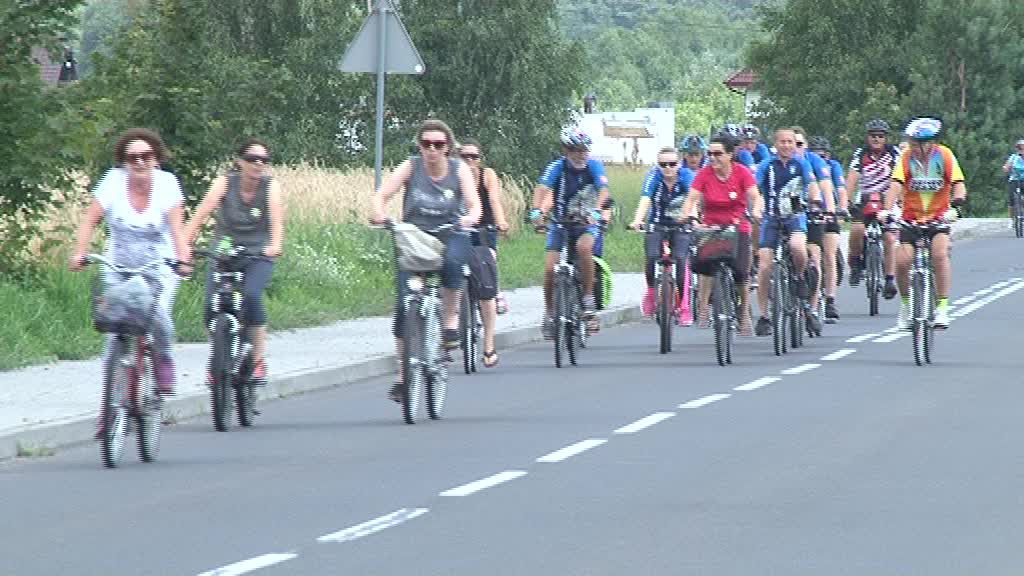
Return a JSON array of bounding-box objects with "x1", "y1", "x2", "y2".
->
[{"x1": 93, "y1": 167, "x2": 184, "y2": 268}]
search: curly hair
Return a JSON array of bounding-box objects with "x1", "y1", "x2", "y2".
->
[{"x1": 113, "y1": 128, "x2": 169, "y2": 166}]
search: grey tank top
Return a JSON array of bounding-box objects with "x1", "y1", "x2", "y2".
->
[
  {"x1": 215, "y1": 172, "x2": 271, "y2": 252},
  {"x1": 403, "y1": 156, "x2": 462, "y2": 230}
]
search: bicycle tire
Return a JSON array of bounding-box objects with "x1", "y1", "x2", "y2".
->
[
  {"x1": 805, "y1": 265, "x2": 821, "y2": 338},
  {"x1": 836, "y1": 248, "x2": 845, "y2": 286},
  {"x1": 566, "y1": 275, "x2": 580, "y2": 366},
  {"x1": 425, "y1": 300, "x2": 447, "y2": 420},
  {"x1": 912, "y1": 270, "x2": 926, "y2": 366},
  {"x1": 723, "y1": 266, "x2": 736, "y2": 365},
  {"x1": 712, "y1": 267, "x2": 727, "y2": 366},
  {"x1": 460, "y1": 288, "x2": 474, "y2": 375},
  {"x1": 924, "y1": 269, "x2": 935, "y2": 364},
  {"x1": 100, "y1": 337, "x2": 128, "y2": 468},
  {"x1": 401, "y1": 303, "x2": 425, "y2": 424},
  {"x1": 1015, "y1": 191, "x2": 1023, "y2": 238},
  {"x1": 866, "y1": 240, "x2": 881, "y2": 316},
  {"x1": 553, "y1": 273, "x2": 566, "y2": 368},
  {"x1": 236, "y1": 353, "x2": 257, "y2": 428},
  {"x1": 772, "y1": 262, "x2": 786, "y2": 356},
  {"x1": 135, "y1": 343, "x2": 161, "y2": 463},
  {"x1": 211, "y1": 315, "x2": 234, "y2": 432},
  {"x1": 658, "y1": 265, "x2": 673, "y2": 354}
]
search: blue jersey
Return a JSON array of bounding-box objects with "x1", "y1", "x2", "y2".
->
[
  {"x1": 798, "y1": 150, "x2": 832, "y2": 181},
  {"x1": 538, "y1": 158, "x2": 609, "y2": 218},
  {"x1": 752, "y1": 142, "x2": 771, "y2": 164},
  {"x1": 827, "y1": 159, "x2": 845, "y2": 204},
  {"x1": 755, "y1": 155, "x2": 817, "y2": 216},
  {"x1": 1007, "y1": 153, "x2": 1024, "y2": 181},
  {"x1": 736, "y1": 148, "x2": 757, "y2": 170},
  {"x1": 641, "y1": 166, "x2": 695, "y2": 224}
]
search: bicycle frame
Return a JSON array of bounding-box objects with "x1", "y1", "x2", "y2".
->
[{"x1": 900, "y1": 219, "x2": 948, "y2": 365}]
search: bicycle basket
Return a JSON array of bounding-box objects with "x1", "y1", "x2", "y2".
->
[
  {"x1": 393, "y1": 222, "x2": 445, "y2": 272},
  {"x1": 92, "y1": 273, "x2": 156, "y2": 335},
  {"x1": 693, "y1": 227, "x2": 739, "y2": 265}
]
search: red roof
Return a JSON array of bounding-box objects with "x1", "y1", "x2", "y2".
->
[
  {"x1": 31, "y1": 47, "x2": 62, "y2": 87},
  {"x1": 724, "y1": 69, "x2": 758, "y2": 91}
]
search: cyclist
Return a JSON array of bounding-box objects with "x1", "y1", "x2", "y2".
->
[
  {"x1": 753, "y1": 127, "x2": 823, "y2": 337},
  {"x1": 682, "y1": 134, "x2": 762, "y2": 335},
  {"x1": 457, "y1": 138, "x2": 511, "y2": 367},
  {"x1": 630, "y1": 146, "x2": 695, "y2": 326},
  {"x1": 792, "y1": 127, "x2": 835, "y2": 334},
  {"x1": 882, "y1": 117, "x2": 966, "y2": 330},
  {"x1": 1002, "y1": 139, "x2": 1024, "y2": 216},
  {"x1": 847, "y1": 119, "x2": 900, "y2": 298},
  {"x1": 528, "y1": 128, "x2": 610, "y2": 338},
  {"x1": 808, "y1": 136, "x2": 848, "y2": 322},
  {"x1": 371, "y1": 119, "x2": 482, "y2": 401},
  {"x1": 185, "y1": 137, "x2": 285, "y2": 385},
  {"x1": 679, "y1": 134, "x2": 709, "y2": 171},
  {"x1": 721, "y1": 123, "x2": 757, "y2": 170},
  {"x1": 69, "y1": 128, "x2": 192, "y2": 396},
  {"x1": 742, "y1": 125, "x2": 771, "y2": 164}
]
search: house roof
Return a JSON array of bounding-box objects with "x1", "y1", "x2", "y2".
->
[
  {"x1": 723, "y1": 69, "x2": 758, "y2": 93},
  {"x1": 31, "y1": 46, "x2": 63, "y2": 86}
]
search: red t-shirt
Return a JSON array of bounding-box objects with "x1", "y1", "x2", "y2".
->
[{"x1": 691, "y1": 163, "x2": 755, "y2": 234}]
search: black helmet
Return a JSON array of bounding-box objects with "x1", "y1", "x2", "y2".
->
[
  {"x1": 742, "y1": 124, "x2": 760, "y2": 139},
  {"x1": 808, "y1": 136, "x2": 831, "y2": 152},
  {"x1": 865, "y1": 119, "x2": 890, "y2": 133},
  {"x1": 713, "y1": 128, "x2": 740, "y2": 148}
]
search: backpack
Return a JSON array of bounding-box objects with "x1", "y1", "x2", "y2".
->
[{"x1": 466, "y1": 245, "x2": 498, "y2": 300}]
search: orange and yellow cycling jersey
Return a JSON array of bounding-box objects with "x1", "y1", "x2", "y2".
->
[{"x1": 892, "y1": 144, "x2": 964, "y2": 222}]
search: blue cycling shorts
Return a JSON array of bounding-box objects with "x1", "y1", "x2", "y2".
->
[
  {"x1": 546, "y1": 223, "x2": 602, "y2": 254},
  {"x1": 759, "y1": 214, "x2": 807, "y2": 249}
]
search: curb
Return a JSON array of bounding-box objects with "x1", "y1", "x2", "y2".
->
[{"x1": 1, "y1": 304, "x2": 644, "y2": 462}]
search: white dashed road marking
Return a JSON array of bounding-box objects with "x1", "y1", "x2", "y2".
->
[
  {"x1": 781, "y1": 363, "x2": 821, "y2": 375},
  {"x1": 678, "y1": 394, "x2": 731, "y2": 409},
  {"x1": 440, "y1": 470, "x2": 527, "y2": 497},
  {"x1": 614, "y1": 412, "x2": 676, "y2": 434},
  {"x1": 874, "y1": 332, "x2": 909, "y2": 343},
  {"x1": 734, "y1": 377, "x2": 781, "y2": 392},
  {"x1": 536, "y1": 439, "x2": 607, "y2": 463},
  {"x1": 317, "y1": 508, "x2": 429, "y2": 543},
  {"x1": 197, "y1": 553, "x2": 298, "y2": 576},
  {"x1": 821, "y1": 349, "x2": 857, "y2": 361},
  {"x1": 846, "y1": 333, "x2": 879, "y2": 343}
]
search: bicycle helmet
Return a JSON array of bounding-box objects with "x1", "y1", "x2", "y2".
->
[
  {"x1": 742, "y1": 124, "x2": 760, "y2": 139},
  {"x1": 1016, "y1": 138, "x2": 1024, "y2": 146},
  {"x1": 865, "y1": 119, "x2": 890, "y2": 133},
  {"x1": 904, "y1": 117, "x2": 942, "y2": 141},
  {"x1": 713, "y1": 128, "x2": 740, "y2": 148},
  {"x1": 808, "y1": 136, "x2": 831, "y2": 152},
  {"x1": 720, "y1": 123, "x2": 744, "y2": 140},
  {"x1": 560, "y1": 127, "x2": 592, "y2": 150},
  {"x1": 679, "y1": 134, "x2": 707, "y2": 153}
]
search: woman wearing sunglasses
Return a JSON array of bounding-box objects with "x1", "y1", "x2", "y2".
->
[
  {"x1": 70, "y1": 128, "x2": 192, "y2": 396},
  {"x1": 372, "y1": 119, "x2": 481, "y2": 401},
  {"x1": 457, "y1": 138, "x2": 510, "y2": 367},
  {"x1": 185, "y1": 137, "x2": 285, "y2": 384}
]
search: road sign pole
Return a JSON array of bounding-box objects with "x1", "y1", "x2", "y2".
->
[{"x1": 374, "y1": 0, "x2": 388, "y2": 190}]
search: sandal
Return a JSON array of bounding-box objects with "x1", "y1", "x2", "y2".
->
[
  {"x1": 483, "y1": 350, "x2": 499, "y2": 368},
  {"x1": 388, "y1": 379, "x2": 403, "y2": 403},
  {"x1": 443, "y1": 328, "x2": 460, "y2": 350}
]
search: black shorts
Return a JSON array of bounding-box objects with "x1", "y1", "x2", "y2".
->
[
  {"x1": 691, "y1": 231, "x2": 752, "y2": 285},
  {"x1": 825, "y1": 219, "x2": 841, "y2": 234},
  {"x1": 899, "y1": 226, "x2": 949, "y2": 244},
  {"x1": 806, "y1": 219, "x2": 825, "y2": 246}
]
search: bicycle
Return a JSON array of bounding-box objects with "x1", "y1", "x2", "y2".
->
[
  {"x1": 1012, "y1": 180, "x2": 1023, "y2": 239},
  {"x1": 459, "y1": 224, "x2": 497, "y2": 374},
  {"x1": 193, "y1": 245, "x2": 263, "y2": 431},
  {"x1": 634, "y1": 222, "x2": 688, "y2": 354},
  {"x1": 862, "y1": 199, "x2": 887, "y2": 316},
  {"x1": 85, "y1": 254, "x2": 177, "y2": 468},
  {"x1": 806, "y1": 211, "x2": 827, "y2": 337},
  {"x1": 545, "y1": 214, "x2": 591, "y2": 368},
  {"x1": 764, "y1": 216, "x2": 806, "y2": 355},
  {"x1": 381, "y1": 220, "x2": 452, "y2": 424},
  {"x1": 692, "y1": 224, "x2": 741, "y2": 366},
  {"x1": 898, "y1": 219, "x2": 950, "y2": 366}
]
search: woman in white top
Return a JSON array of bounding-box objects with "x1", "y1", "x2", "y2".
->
[{"x1": 70, "y1": 128, "x2": 192, "y2": 395}]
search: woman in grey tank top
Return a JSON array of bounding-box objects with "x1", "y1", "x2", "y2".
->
[
  {"x1": 186, "y1": 138, "x2": 285, "y2": 383},
  {"x1": 371, "y1": 119, "x2": 482, "y2": 402}
]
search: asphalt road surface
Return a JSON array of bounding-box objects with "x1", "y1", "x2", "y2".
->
[{"x1": 3, "y1": 237, "x2": 1024, "y2": 576}]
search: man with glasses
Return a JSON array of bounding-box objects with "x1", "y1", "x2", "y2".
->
[
  {"x1": 792, "y1": 127, "x2": 835, "y2": 335},
  {"x1": 1002, "y1": 139, "x2": 1024, "y2": 216},
  {"x1": 679, "y1": 134, "x2": 709, "y2": 170},
  {"x1": 529, "y1": 128, "x2": 611, "y2": 337},
  {"x1": 846, "y1": 119, "x2": 901, "y2": 299},
  {"x1": 630, "y1": 147, "x2": 695, "y2": 325},
  {"x1": 753, "y1": 128, "x2": 823, "y2": 336},
  {"x1": 808, "y1": 136, "x2": 848, "y2": 323}
]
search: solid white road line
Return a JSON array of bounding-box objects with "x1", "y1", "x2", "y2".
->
[
  {"x1": 317, "y1": 508, "x2": 429, "y2": 543},
  {"x1": 678, "y1": 394, "x2": 731, "y2": 409},
  {"x1": 536, "y1": 439, "x2": 607, "y2": 463},
  {"x1": 846, "y1": 333, "x2": 879, "y2": 343},
  {"x1": 781, "y1": 363, "x2": 820, "y2": 375},
  {"x1": 614, "y1": 412, "x2": 676, "y2": 433},
  {"x1": 198, "y1": 553, "x2": 298, "y2": 576},
  {"x1": 953, "y1": 295, "x2": 977, "y2": 305},
  {"x1": 821, "y1": 349, "x2": 857, "y2": 361},
  {"x1": 953, "y1": 280, "x2": 1024, "y2": 318},
  {"x1": 874, "y1": 332, "x2": 909, "y2": 343},
  {"x1": 883, "y1": 327, "x2": 900, "y2": 334},
  {"x1": 439, "y1": 470, "x2": 527, "y2": 497},
  {"x1": 733, "y1": 377, "x2": 780, "y2": 392}
]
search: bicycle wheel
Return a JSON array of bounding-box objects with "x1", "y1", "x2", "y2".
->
[
  {"x1": 100, "y1": 337, "x2": 129, "y2": 468},
  {"x1": 460, "y1": 288, "x2": 474, "y2": 375},
  {"x1": 401, "y1": 303, "x2": 425, "y2": 424},
  {"x1": 210, "y1": 314, "x2": 234, "y2": 432},
  {"x1": 712, "y1": 268, "x2": 727, "y2": 366},
  {"x1": 804, "y1": 265, "x2": 821, "y2": 338},
  {"x1": 865, "y1": 240, "x2": 881, "y2": 316},
  {"x1": 425, "y1": 301, "x2": 447, "y2": 420},
  {"x1": 1015, "y1": 192, "x2": 1023, "y2": 238},
  {"x1": 836, "y1": 248, "x2": 845, "y2": 286},
  {"x1": 722, "y1": 267, "x2": 736, "y2": 365},
  {"x1": 658, "y1": 265, "x2": 673, "y2": 354},
  {"x1": 924, "y1": 271, "x2": 935, "y2": 364},
  {"x1": 771, "y1": 263, "x2": 786, "y2": 356},
  {"x1": 236, "y1": 352, "x2": 257, "y2": 428},
  {"x1": 688, "y1": 260, "x2": 699, "y2": 326},
  {"x1": 553, "y1": 272, "x2": 566, "y2": 368},
  {"x1": 911, "y1": 270, "x2": 926, "y2": 366},
  {"x1": 566, "y1": 275, "x2": 580, "y2": 366},
  {"x1": 135, "y1": 343, "x2": 161, "y2": 463}
]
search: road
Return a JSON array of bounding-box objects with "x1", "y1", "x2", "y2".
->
[{"x1": 3, "y1": 237, "x2": 1024, "y2": 575}]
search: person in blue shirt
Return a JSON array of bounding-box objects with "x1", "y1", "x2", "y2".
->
[
  {"x1": 809, "y1": 136, "x2": 849, "y2": 324},
  {"x1": 753, "y1": 127, "x2": 823, "y2": 337},
  {"x1": 1003, "y1": 139, "x2": 1024, "y2": 217},
  {"x1": 529, "y1": 128, "x2": 610, "y2": 338},
  {"x1": 743, "y1": 125, "x2": 771, "y2": 164},
  {"x1": 720, "y1": 123, "x2": 758, "y2": 170},
  {"x1": 791, "y1": 127, "x2": 835, "y2": 335},
  {"x1": 679, "y1": 134, "x2": 709, "y2": 171},
  {"x1": 629, "y1": 146, "x2": 696, "y2": 326}
]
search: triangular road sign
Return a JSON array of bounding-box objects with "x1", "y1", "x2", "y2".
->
[{"x1": 339, "y1": 0, "x2": 425, "y2": 75}]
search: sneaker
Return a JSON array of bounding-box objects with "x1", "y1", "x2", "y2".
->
[
  {"x1": 388, "y1": 382, "x2": 403, "y2": 403},
  {"x1": 676, "y1": 304, "x2": 693, "y2": 327},
  {"x1": 825, "y1": 299, "x2": 839, "y2": 323},
  {"x1": 641, "y1": 287, "x2": 656, "y2": 317},
  {"x1": 251, "y1": 359, "x2": 267, "y2": 385},
  {"x1": 738, "y1": 314, "x2": 754, "y2": 337},
  {"x1": 541, "y1": 314, "x2": 555, "y2": 340},
  {"x1": 883, "y1": 277, "x2": 898, "y2": 300},
  {"x1": 933, "y1": 304, "x2": 951, "y2": 329},
  {"x1": 849, "y1": 261, "x2": 863, "y2": 286},
  {"x1": 582, "y1": 294, "x2": 597, "y2": 317},
  {"x1": 897, "y1": 300, "x2": 910, "y2": 331},
  {"x1": 697, "y1": 307, "x2": 711, "y2": 329},
  {"x1": 495, "y1": 292, "x2": 509, "y2": 315},
  {"x1": 806, "y1": 311, "x2": 822, "y2": 336},
  {"x1": 755, "y1": 316, "x2": 772, "y2": 336},
  {"x1": 155, "y1": 357, "x2": 176, "y2": 396}
]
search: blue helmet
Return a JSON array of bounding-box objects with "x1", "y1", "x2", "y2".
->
[
  {"x1": 904, "y1": 117, "x2": 942, "y2": 141},
  {"x1": 679, "y1": 134, "x2": 707, "y2": 153},
  {"x1": 560, "y1": 127, "x2": 592, "y2": 150}
]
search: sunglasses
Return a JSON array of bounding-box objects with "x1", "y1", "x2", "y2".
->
[
  {"x1": 125, "y1": 151, "x2": 155, "y2": 163},
  {"x1": 795, "y1": 141, "x2": 806, "y2": 147},
  {"x1": 460, "y1": 153, "x2": 481, "y2": 160},
  {"x1": 708, "y1": 151, "x2": 727, "y2": 157},
  {"x1": 242, "y1": 154, "x2": 270, "y2": 165},
  {"x1": 420, "y1": 139, "x2": 448, "y2": 150},
  {"x1": 868, "y1": 133, "x2": 888, "y2": 139},
  {"x1": 658, "y1": 161, "x2": 678, "y2": 168}
]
